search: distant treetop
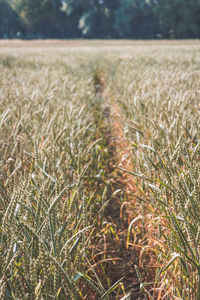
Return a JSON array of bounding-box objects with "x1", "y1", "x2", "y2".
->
[{"x1": 1, "y1": 0, "x2": 200, "y2": 39}]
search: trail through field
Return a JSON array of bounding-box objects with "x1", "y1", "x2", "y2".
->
[
  {"x1": 92, "y1": 71, "x2": 145, "y2": 299},
  {"x1": 1, "y1": 41, "x2": 200, "y2": 300}
]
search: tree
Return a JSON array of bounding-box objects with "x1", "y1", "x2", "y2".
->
[
  {"x1": 77, "y1": 0, "x2": 119, "y2": 38},
  {"x1": 1, "y1": 0, "x2": 200, "y2": 39},
  {"x1": 60, "y1": 0, "x2": 87, "y2": 38},
  {"x1": 113, "y1": 0, "x2": 158, "y2": 38},
  {"x1": 11, "y1": 0, "x2": 67, "y2": 38},
  {"x1": 155, "y1": 0, "x2": 200, "y2": 38},
  {"x1": 0, "y1": 0, "x2": 23, "y2": 38}
]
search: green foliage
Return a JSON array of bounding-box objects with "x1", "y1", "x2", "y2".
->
[
  {"x1": 1, "y1": 0, "x2": 200, "y2": 38},
  {"x1": 0, "y1": 0, "x2": 22, "y2": 38},
  {"x1": 155, "y1": 0, "x2": 200, "y2": 38},
  {"x1": 10, "y1": 0, "x2": 68, "y2": 38},
  {"x1": 77, "y1": 0, "x2": 118, "y2": 38},
  {"x1": 113, "y1": 0, "x2": 158, "y2": 38}
]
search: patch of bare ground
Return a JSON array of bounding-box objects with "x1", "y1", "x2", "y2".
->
[
  {"x1": 108, "y1": 104, "x2": 158, "y2": 299},
  {"x1": 105, "y1": 106, "x2": 144, "y2": 299},
  {"x1": 85, "y1": 70, "x2": 166, "y2": 299},
  {"x1": 89, "y1": 72, "x2": 146, "y2": 299}
]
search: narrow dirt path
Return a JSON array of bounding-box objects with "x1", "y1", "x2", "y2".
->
[{"x1": 92, "y1": 71, "x2": 145, "y2": 299}]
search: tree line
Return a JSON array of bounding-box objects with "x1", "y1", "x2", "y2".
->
[{"x1": 1, "y1": 0, "x2": 200, "y2": 39}]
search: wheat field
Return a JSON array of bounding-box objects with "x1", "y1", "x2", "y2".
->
[{"x1": 0, "y1": 40, "x2": 200, "y2": 299}]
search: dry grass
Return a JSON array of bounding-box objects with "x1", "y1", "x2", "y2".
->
[{"x1": 0, "y1": 40, "x2": 200, "y2": 299}]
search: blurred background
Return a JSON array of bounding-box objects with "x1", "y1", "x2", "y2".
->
[{"x1": 0, "y1": 0, "x2": 200, "y2": 40}]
